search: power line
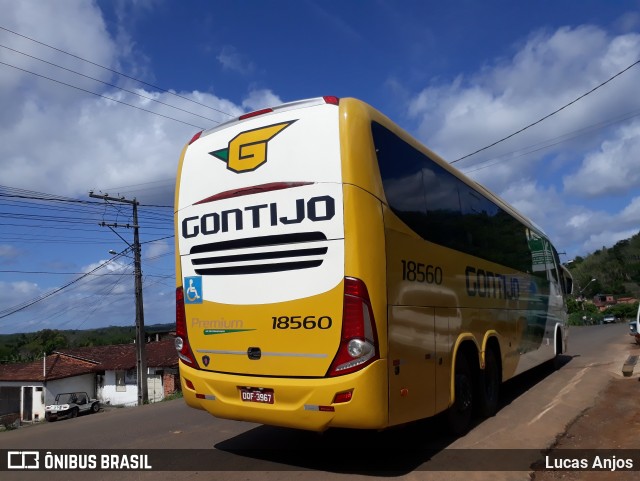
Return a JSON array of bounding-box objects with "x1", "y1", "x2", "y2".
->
[
  {"x1": 0, "y1": 250, "x2": 129, "y2": 319},
  {"x1": 451, "y1": 58, "x2": 640, "y2": 164},
  {"x1": 0, "y1": 185, "x2": 172, "y2": 211},
  {"x1": 31, "y1": 261, "x2": 135, "y2": 331},
  {"x1": 461, "y1": 106, "x2": 640, "y2": 175},
  {"x1": 71, "y1": 270, "x2": 133, "y2": 330},
  {"x1": 0, "y1": 60, "x2": 206, "y2": 129},
  {"x1": 0, "y1": 25, "x2": 235, "y2": 118},
  {"x1": 0, "y1": 186, "x2": 173, "y2": 254},
  {"x1": 0, "y1": 185, "x2": 98, "y2": 204},
  {"x1": 0, "y1": 42, "x2": 223, "y2": 125},
  {"x1": 0, "y1": 270, "x2": 134, "y2": 275}
]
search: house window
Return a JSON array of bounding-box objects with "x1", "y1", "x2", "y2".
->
[
  {"x1": 126, "y1": 368, "x2": 137, "y2": 385},
  {"x1": 115, "y1": 371, "x2": 126, "y2": 392}
]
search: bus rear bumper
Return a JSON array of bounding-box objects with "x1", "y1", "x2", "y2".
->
[{"x1": 179, "y1": 360, "x2": 389, "y2": 432}]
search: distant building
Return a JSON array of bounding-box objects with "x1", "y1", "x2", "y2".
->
[
  {"x1": 592, "y1": 294, "x2": 639, "y2": 311},
  {"x1": 617, "y1": 297, "x2": 638, "y2": 305},
  {"x1": 592, "y1": 294, "x2": 616, "y2": 310},
  {"x1": 57, "y1": 338, "x2": 179, "y2": 407}
]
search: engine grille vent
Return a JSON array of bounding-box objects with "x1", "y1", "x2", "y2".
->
[{"x1": 189, "y1": 232, "x2": 329, "y2": 275}]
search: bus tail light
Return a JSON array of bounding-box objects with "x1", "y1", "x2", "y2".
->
[
  {"x1": 239, "y1": 108, "x2": 273, "y2": 120},
  {"x1": 175, "y1": 287, "x2": 199, "y2": 368},
  {"x1": 327, "y1": 277, "x2": 379, "y2": 377}
]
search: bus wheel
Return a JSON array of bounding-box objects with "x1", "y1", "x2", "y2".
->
[
  {"x1": 478, "y1": 348, "x2": 500, "y2": 418},
  {"x1": 447, "y1": 353, "x2": 473, "y2": 435}
]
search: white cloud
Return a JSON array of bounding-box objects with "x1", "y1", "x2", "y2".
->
[
  {"x1": 563, "y1": 119, "x2": 640, "y2": 197},
  {"x1": 0, "y1": 0, "x2": 117, "y2": 101},
  {"x1": 407, "y1": 26, "x2": 640, "y2": 189},
  {"x1": 619, "y1": 196, "x2": 640, "y2": 222},
  {"x1": 498, "y1": 180, "x2": 563, "y2": 234},
  {"x1": 0, "y1": 245, "x2": 21, "y2": 262},
  {"x1": 144, "y1": 239, "x2": 171, "y2": 260},
  {"x1": 567, "y1": 213, "x2": 593, "y2": 230},
  {"x1": 0, "y1": 86, "x2": 235, "y2": 204},
  {"x1": 0, "y1": 1, "x2": 250, "y2": 206},
  {"x1": 0, "y1": 280, "x2": 41, "y2": 327},
  {"x1": 217, "y1": 45, "x2": 255, "y2": 75},
  {"x1": 241, "y1": 89, "x2": 283, "y2": 111},
  {"x1": 0, "y1": 280, "x2": 39, "y2": 297},
  {"x1": 0, "y1": 257, "x2": 172, "y2": 333},
  {"x1": 581, "y1": 228, "x2": 639, "y2": 254}
]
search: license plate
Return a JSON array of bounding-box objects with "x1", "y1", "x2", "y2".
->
[{"x1": 240, "y1": 388, "x2": 274, "y2": 404}]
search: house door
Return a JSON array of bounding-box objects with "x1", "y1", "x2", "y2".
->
[
  {"x1": 22, "y1": 387, "x2": 33, "y2": 421},
  {"x1": 147, "y1": 375, "x2": 163, "y2": 403}
]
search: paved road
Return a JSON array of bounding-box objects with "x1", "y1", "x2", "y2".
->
[{"x1": 0, "y1": 322, "x2": 634, "y2": 481}]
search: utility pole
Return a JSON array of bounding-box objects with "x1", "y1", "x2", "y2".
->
[{"x1": 89, "y1": 192, "x2": 148, "y2": 405}]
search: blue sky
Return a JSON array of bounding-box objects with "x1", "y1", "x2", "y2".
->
[{"x1": 1, "y1": 0, "x2": 640, "y2": 334}]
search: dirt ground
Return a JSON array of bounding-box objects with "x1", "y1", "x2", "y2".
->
[{"x1": 531, "y1": 372, "x2": 640, "y2": 480}]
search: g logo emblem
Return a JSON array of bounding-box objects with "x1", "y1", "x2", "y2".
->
[{"x1": 210, "y1": 120, "x2": 296, "y2": 173}]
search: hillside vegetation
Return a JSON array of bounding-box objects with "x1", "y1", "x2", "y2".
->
[
  {"x1": 565, "y1": 231, "x2": 640, "y2": 324},
  {"x1": 0, "y1": 323, "x2": 174, "y2": 364},
  {"x1": 566, "y1": 231, "x2": 640, "y2": 298}
]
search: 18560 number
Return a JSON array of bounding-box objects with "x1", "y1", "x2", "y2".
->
[
  {"x1": 401, "y1": 260, "x2": 443, "y2": 284},
  {"x1": 272, "y1": 315, "x2": 332, "y2": 330}
]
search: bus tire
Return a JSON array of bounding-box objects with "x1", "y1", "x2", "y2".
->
[
  {"x1": 553, "y1": 327, "x2": 564, "y2": 370},
  {"x1": 447, "y1": 352, "x2": 474, "y2": 435},
  {"x1": 478, "y1": 348, "x2": 500, "y2": 418}
]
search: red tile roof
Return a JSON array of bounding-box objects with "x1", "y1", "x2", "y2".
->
[
  {"x1": 0, "y1": 353, "x2": 99, "y2": 382},
  {"x1": 57, "y1": 338, "x2": 178, "y2": 370},
  {"x1": 0, "y1": 339, "x2": 177, "y2": 382}
]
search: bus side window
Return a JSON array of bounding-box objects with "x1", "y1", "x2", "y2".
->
[{"x1": 373, "y1": 122, "x2": 427, "y2": 225}]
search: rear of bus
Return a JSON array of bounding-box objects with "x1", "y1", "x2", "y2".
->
[{"x1": 174, "y1": 97, "x2": 389, "y2": 431}]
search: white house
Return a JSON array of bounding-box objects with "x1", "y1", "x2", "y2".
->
[
  {"x1": 0, "y1": 353, "x2": 98, "y2": 424},
  {"x1": 0, "y1": 338, "x2": 178, "y2": 424},
  {"x1": 56, "y1": 339, "x2": 179, "y2": 407}
]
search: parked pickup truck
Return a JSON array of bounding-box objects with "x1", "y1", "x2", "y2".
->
[
  {"x1": 631, "y1": 306, "x2": 640, "y2": 346},
  {"x1": 45, "y1": 392, "x2": 100, "y2": 421}
]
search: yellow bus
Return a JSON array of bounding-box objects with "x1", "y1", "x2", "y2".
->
[{"x1": 174, "y1": 96, "x2": 572, "y2": 433}]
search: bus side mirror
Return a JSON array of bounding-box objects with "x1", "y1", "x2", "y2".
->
[{"x1": 560, "y1": 265, "x2": 573, "y2": 296}]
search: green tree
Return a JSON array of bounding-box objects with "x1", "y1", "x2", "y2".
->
[{"x1": 604, "y1": 302, "x2": 639, "y2": 321}]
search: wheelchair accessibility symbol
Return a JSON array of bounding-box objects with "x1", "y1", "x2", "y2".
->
[{"x1": 184, "y1": 276, "x2": 203, "y2": 304}]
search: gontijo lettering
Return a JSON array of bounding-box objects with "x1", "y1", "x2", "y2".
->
[
  {"x1": 181, "y1": 195, "x2": 335, "y2": 239},
  {"x1": 465, "y1": 265, "x2": 520, "y2": 299}
]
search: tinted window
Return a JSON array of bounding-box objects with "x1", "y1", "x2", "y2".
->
[
  {"x1": 372, "y1": 121, "x2": 540, "y2": 273},
  {"x1": 374, "y1": 122, "x2": 426, "y2": 233}
]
